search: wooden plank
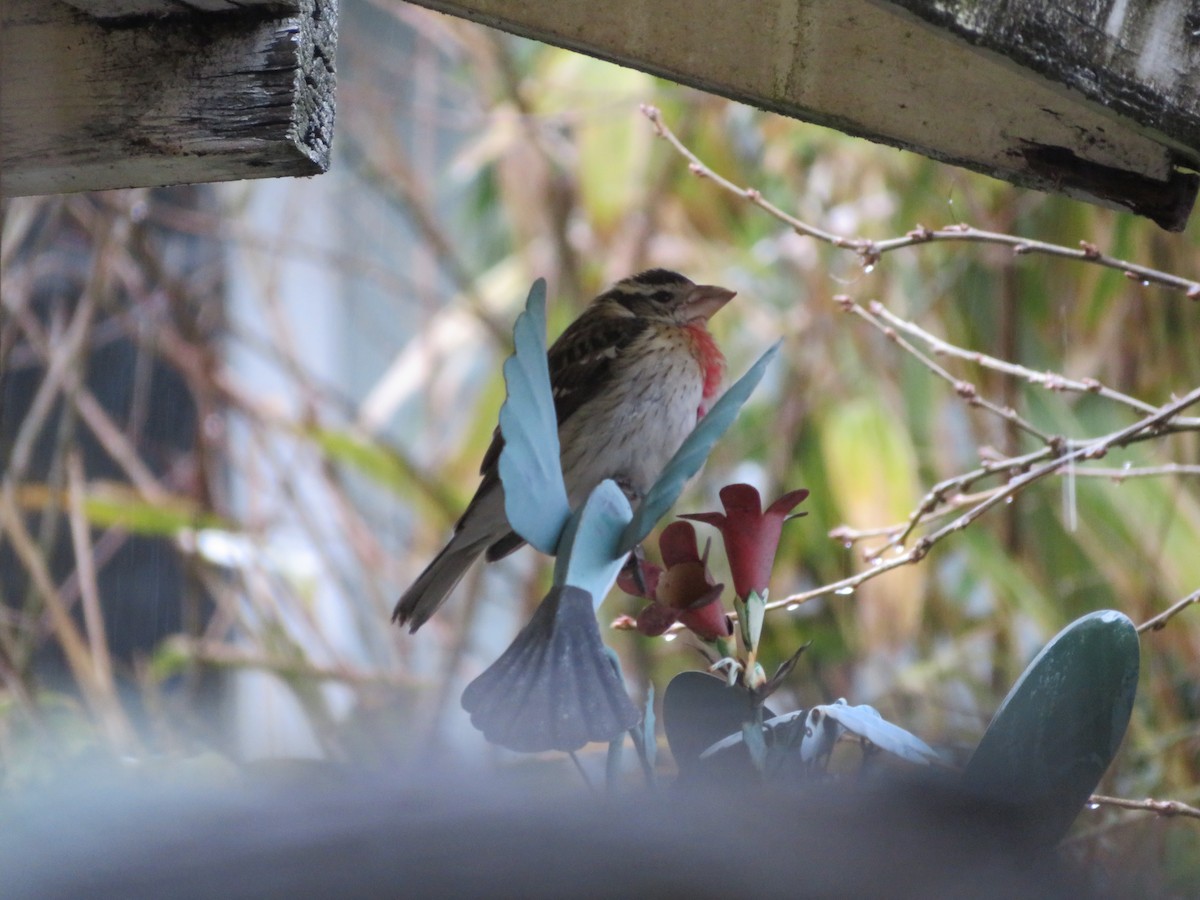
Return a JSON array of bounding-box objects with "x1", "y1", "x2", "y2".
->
[
  {"x1": 409, "y1": 0, "x2": 1197, "y2": 229},
  {"x1": 0, "y1": 0, "x2": 336, "y2": 197},
  {"x1": 63, "y1": 1, "x2": 301, "y2": 19},
  {"x1": 884, "y1": 0, "x2": 1200, "y2": 151}
]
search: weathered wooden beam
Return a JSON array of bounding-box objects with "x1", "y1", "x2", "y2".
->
[
  {"x1": 0, "y1": 0, "x2": 337, "y2": 198},
  {"x1": 885, "y1": 1, "x2": 1199, "y2": 151},
  {"x1": 63, "y1": 1, "x2": 299, "y2": 19},
  {"x1": 409, "y1": 0, "x2": 1198, "y2": 230},
  {"x1": 881, "y1": 0, "x2": 1200, "y2": 229}
]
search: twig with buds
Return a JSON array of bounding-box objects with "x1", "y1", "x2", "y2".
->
[
  {"x1": 1087, "y1": 793, "x2": 1200, "y2": 820},
  {"x1": 641, "y1": 105, "x2": 1200, "y2": 300},
  {"x1": 1137, "y1": 589, "x2": 1200, "y2": 634},
  {"x1": 772, "y1": 385, "x2": 1200, "y2": 612}
]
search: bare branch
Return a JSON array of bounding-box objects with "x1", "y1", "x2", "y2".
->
[
  {"x1": 774, "y1": 386, "x2": 1200, "y2": 611},
  {"x1": 1137, "y1": 589, "x2": 1200, "y2": 634},
  {"x1": 1088, "y1": 794, "x2": 1200, "y2": 819},
  {"x1": 865, "y1": 301, "x2": 1200, "y2": 425},
  {"x1": 641, "y1": 105, "x2": 1200, "y2": 299},
  {"x1": 840, "y1": 296, "x2": 1057, "y2": 444}
]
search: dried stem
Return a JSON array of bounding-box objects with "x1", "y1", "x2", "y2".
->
[
  {"x1": 641, "y1": 105, "x2": 1200, "y2": 299},
  {"x1": 1088, "y1": 793, "x2": 1200, "y2": 819},
  {"x1": 0, "y1": 484, "x2": 137, "y2": 751},
  {"x1": 838, "y1": 296, "x2": 1056, "y2": 444},
  {"x1": 774, "y1": 386, "x2": 1200, "y2": 611},
  {"x1": 1137, "y1": 589, "x2": 1200, "y2": 634},
  {"x1": 865, "y1": 301, "x2": 1200, "y2": 425},
  {"x1": 65, "y1": 451, "x2": 114, "y2": 688}
]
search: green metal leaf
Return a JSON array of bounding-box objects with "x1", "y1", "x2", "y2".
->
[
  {"x1": 498, "y1": 278, "x2": 572, "y2": 554},
  {"x1": 662, "y1": 671, "x2": 774, "y2": 779},
  {"x1": 618, "y1": 342, "x2": 780, "y2": 553},
  {"x1": 963, "y1": 609, "x2": 1140, "y2": 844}
]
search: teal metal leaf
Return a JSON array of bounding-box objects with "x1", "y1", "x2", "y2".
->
[
  {"x1": 618, "y1": 342, "x2": 780, "y2": 553},
  {"x1": 698, "y1": 701, "x2": 939, "y2": 770},
  {"x1": 812, "y1": 701, "x2": 941, "y2": 766},
  {"x1": 963, "y1": 609, "x2": 1140, "y2": 844},
  {"x1": 552, "y1": 479, "x2": 633, "y2": 609},
  {"x1": 641, "y1": 683, "x2": 657, "y2": 775},
  {"x1": 606, "y1": 731, "x2": 624, "y2": 787},
  {"x1": 498, "y1": 278, "x2": 571, "y2": 555}
]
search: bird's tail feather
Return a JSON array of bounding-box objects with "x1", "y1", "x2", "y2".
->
[{"x1": 393, "y1": 532, "x2": 493, "y2": 633}]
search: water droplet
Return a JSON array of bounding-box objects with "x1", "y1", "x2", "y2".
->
[
  {"x1": 1005, "y1": 496, "x2": 1014, "y2": 505},
  {"x1": 843, "y1": 541, "x2": 853, "y2": 550},
  {"x1": 1122, "y1": 461, "x2": 1132, "y2": 470},
  {"x1": 663, "y1": 633, "x2": 678, "y2": 643},
  {"x1": 1086, "y1": 802, "x2": 1101, "y2": 811},
  {"x1": 835, "y1": 586, "x2": 855, "y2": 596},
  {"x1": 863, "y1": 263, "x2": 876, "y2": 274},
  {"x1": 894, "y1": 546, "x2": 906, "y2": 556},
  {"x1": 1141, "y1": 280, "x2": 1150, "y2": 287}
]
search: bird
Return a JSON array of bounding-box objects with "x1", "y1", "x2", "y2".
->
[{"x1": 393, "y1": 269, "x2": 735, "y2": 633}]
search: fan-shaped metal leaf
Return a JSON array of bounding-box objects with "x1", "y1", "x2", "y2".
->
[
  {"x1": 552, "y1": 479, "x2": 633, "y2": 610},
  {"x1": 963, "y1": 609, "x2": 1139, "y2": 844},
  {"x1": 460, "y1": 585, "x2": 639, "y2": 753},
  {"x1": 618, "y1": 342, "x2": 780, "y2": 553},
  {"x1": 498, "y1": 278, "x2": 571, "y2": 555}
]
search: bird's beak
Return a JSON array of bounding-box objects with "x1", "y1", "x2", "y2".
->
[{"x1": 683, "y1": 284, "x2": 736, "y2": 322}]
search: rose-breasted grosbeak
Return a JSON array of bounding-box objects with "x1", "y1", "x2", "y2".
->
[{"x1": 393, "y1": 269, "x2": 734, "y2": 632}]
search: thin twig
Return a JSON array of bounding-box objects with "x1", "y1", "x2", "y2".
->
[
  {"x1": 641, "y1": 105, "x2": 1200, "y2": 299},
  {"x1": 65, "y1": 451, "x2": 113, "y2": 688},
  {"x1": 1137, "y1": 590, "x2": 1200, "y2": 634},
  {"x1": 773, "y1": 387, "x2": 1200, "y2": 611},
  {"x1": 838, "y1": 296, "x2": 1057, "y2": 444},
  {"x1": 833, "y1": 466, "x2": 1200, "y2": 551},
  {"x1": 569, "y1": 750, "x2": 597, "y2": 794},
  {"x1": 1088, "y1": 793, "x2": 1200, "y2": 819},
  {"x1": 866, "y1": 301, "x2": 1200, "y2": 425},
  {"x1": 1071, "y1": 464, "x2": 1200, "y2": 481},
  {"x1": 827, "y1": 293, "x2": 1200, "y2": 560},
  {"x1": 12, "y1": 307, "x2": 171, "y2": 504},
  {"x1": 0, "y1": 486, "x2": 112, "y2": 728}
]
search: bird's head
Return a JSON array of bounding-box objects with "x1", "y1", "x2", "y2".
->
[{"x1": 604, "y1": 269, "x2": 736, "y2": 324}]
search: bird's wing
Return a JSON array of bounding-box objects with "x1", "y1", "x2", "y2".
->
[
  {"x1": 546, "y1": 311, "x2": 646, "y2": 426},
  {"x1": 469, "y1": 308, "x2": 646, "y2": 505}
]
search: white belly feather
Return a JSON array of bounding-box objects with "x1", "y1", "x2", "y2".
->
[{"x1": 556, "y1": 333, "x2": 704, "y2": 507}]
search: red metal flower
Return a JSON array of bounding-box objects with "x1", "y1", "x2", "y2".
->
[
  {"x1": 618, "y1": 521, "x2": 731, "y2": 642},
  {"x1": 682, "y1": 484, "x2": 809, "y2": 600}
]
